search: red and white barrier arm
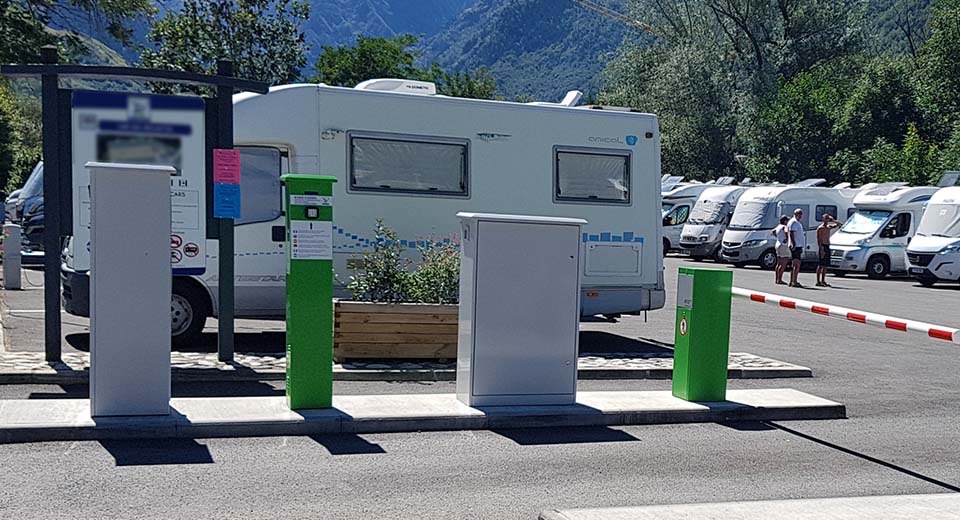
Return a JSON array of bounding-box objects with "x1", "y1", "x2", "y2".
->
[{"x1": 731, "y1": 287, "x2": 960, "y2": 344}]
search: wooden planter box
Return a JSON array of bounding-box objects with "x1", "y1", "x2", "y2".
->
[{"x1": 333, "y1": 300, "x2": 459, "y2": 361}]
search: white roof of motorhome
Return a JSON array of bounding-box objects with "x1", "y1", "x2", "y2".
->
[
  {"x1": 662, "y1": 182, "x2": 712, "y2": 199},
  {"x1": 853, "y1": 186, "x2": 939, "y2": 208},
  {"x1": 232, "y1": 82, "x2": 658, "y2": 119},
  {"x1": 930, "y1": 186, "x2": 960, "y2": 204},
  {"x1": 697, "y1": 185, "x2": 746, "y2": 202},
  {"x1": 738, "y1": 185, "x2": 860, "y2": 202}
]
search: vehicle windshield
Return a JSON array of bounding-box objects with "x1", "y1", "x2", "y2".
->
[
  {"x1": 728, "y1": 201, "x2": 776, "y2": 230},
  {"x1": 20, "y1": 164, "x2": 43, "y2": 199},
  {"x1": 917, "y1": 203, "x2": 960, "y2": 237},
  {"x1": 841, "y1": 210, "x2": 891, "y2": 235},
  {"x1": 688, "y1": 199, "x2": 728, "y2": 225},
  {"x1": 661, "y1": 203, "x2": 674, "y2": 218}
]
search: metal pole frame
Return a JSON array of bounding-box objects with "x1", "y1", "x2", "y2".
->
[{"x1": 4, "y1": 53, "x2": 268, "y2": 363}]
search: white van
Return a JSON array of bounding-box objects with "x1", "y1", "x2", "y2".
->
[
  {"x1": 829, "y1": 185, "x2": 938, "y2": 278},
  {"x1": 679, "y1": 185, "x2": 746, "y2": 260},
  {"x1": 721, "y1": 185, "x2": 859, "y2": 269},
  {"x1": 906, "y1": 186, "x2": 960, "y2": 286},
  {"x1": 661, "y1": 181, "x2": 715, "y2": 253},
  {"x1": 62, "y1": 81, "x2": 666, "y2": 343}
]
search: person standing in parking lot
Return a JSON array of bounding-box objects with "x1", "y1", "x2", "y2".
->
[
  {"x1": 816, "y1": 214, "x2": 841, "y2": 287},
  {"x1": 788, "y1": 208, "x2": 805, "y2": 288},
  {"x1": 771, "y1": 215, "x2": 790, "y2": 285}
]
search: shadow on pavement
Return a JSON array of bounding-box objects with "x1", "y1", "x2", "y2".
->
[
  {"x1": 99, "y1": 438, "x2": 214, "y2": 466},
  {"x1": 65, "y1": 331, "x2": 286, "y2": 354},
  {"x1": 27, "y1": 382, "x2": 284, "y2": 399},
  {"x1": 716, "y1": 420, "x2": 777, "y2": 432},
  {"x1": 309, "y1": 434, "x2": 386, "y2": 455},
  {"x1": 492, "y1": 426, "x2": 639, "y2": 446},
  {"x1": 579, "y1": 331, "x2": 673, "y2": 355},
  {"x1": 766, "y1": 421, "x2": 960, "y2": 492}
]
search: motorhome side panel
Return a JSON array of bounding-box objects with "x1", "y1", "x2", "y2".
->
[{"x1": 226, "y1": 85, "x2": 664, "y2": 316}]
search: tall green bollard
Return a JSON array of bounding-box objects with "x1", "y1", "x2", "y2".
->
[
  {"x1": 672, "y1": 267, "x2": 733, "y2": 402},
  {"x1": 281, "y1": 174, "x2": 337, "y2": 410}
]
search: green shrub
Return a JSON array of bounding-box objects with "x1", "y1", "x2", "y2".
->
[
  {"x1": 346, "y1": 219, "x2": 411, "y2": 302},
  {"x1": 347, "y1": 221, "x2": 460, "y2": 304},
  {"x1": 409, "y1": 240, "x2": 460, "y2": 304}
]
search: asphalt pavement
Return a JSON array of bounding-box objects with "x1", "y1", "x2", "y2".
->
[{"x1": 0, "y1": 258, "x2": 958, "y2": 518}]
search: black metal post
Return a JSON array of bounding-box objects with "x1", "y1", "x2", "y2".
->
[
  {"x1": 40, "y1": 46, "x2": 61, "y2": 362},
  {"x1": 216, "y1": 60, "x2": 235, "y2": 362}
]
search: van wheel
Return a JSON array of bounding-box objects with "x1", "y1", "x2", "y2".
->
[
  {"x1": 172, "y1": 280, "x2": 210, "y2": 348},
  {"x1": 662, "y1": 238, "x2": 670, "y2": 257},
  {"x1": 713, "y1": 247, "x2": 724, "y2": 262},
  {"x1": 759, "y1": 249, "x2": 778, "y2": 270},
  {"x1": 866, "y1": 256, "x2": 890, "y2": 279},
  {"x1": 832, "y1": 270, "x2": 846, "y2": 277},
  {"x1": 918, "y1": 277, "x2": 937, "y2": 288}
]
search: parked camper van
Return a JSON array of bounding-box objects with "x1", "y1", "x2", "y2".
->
[
  {"x1": 62, "y1": 80, "x2": 667, "y2": 344},
  {"x1": 829, "y1": 185, "x2": 938, "y2": 278},
  {"x1": 906, "y1": 186, "x2": 960, "y2": 286},
  {"x1": 679, "y1": 185, "x2": 746, "y2": 260},
  {"x1": 721, "y1": 183, "x2": 859, "y2": 269},
  {"x1": 661, "y1": 178, "x2": 730, "y2": 253}
]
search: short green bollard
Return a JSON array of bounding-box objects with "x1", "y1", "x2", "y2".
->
[
  {"x1": 281, "y1": 174, "x2": 337, "y2": 410},
  {"x1": 671, "y1": 267, "x2": 733, "y2": 402}
]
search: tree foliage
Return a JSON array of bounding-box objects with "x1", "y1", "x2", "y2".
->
[
  {"x1": 312, "y1": 35, "x2": 497, "y2": 99},
  {"x1": 0, "y1": 0, "x2": 154, "y2": 63},
  {"x1": 141, "y1": 0, "x2": 310, "y2": 88},
  {"x1": 604, "y1": 0, "x2": 960, "y2": 186},
  {"x1": 0, "y1": 80, "x2": 41, "y2": 193}
]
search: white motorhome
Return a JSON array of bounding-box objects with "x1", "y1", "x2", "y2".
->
[
  {"x1": 679, "y1": 185, "x2": 746, "y2": 260},
  {"x1": 661, "y1": 179, "x2": 723, "y2": 253},
  {"x1": 62, "y1": 80, "x2": 666, "y2": 343},
  {"x1": 721, "y1": 184, "x2": 859, "y2": 269},
  {"x1": 829, "y1": 185, "x2": 938, "y2": 278},
  {"x1": 906, "y1": 186, "x2": 960, "y2": 286}
]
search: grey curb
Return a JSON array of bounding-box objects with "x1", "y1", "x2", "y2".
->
[{"x1": 0, "y1": 365, "x2": 813, "y2": 385}]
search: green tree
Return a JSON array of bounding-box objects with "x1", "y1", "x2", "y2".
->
[
  {"x1": 860, "y1": 124, "x2": 941, "y2": 185},
  {"x1": 0, "y1": 0, "x2": 154, "y2": 63},
  {"x1": 0, "y1": 80, "x2": 40, "y2": 193},
  {"x1": 941, "y1": 122, "x2": 960, "y2": 172},
  {"x1": 141, "y1": 0, "x2": 310, "y2": 87},
  {"x1": 835, "y1": 57, "x2": 923, "y2": 152},
  {"x1": 915, "y1": 0, "x2": 960, "y2": 139},
  {"x1": 313, "y1": 35, "x2": 497, "y2": 99}
]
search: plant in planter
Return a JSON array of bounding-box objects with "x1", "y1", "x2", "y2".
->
[{"x1": 334, "y1": 220, "x2": 460, "y2": 361}]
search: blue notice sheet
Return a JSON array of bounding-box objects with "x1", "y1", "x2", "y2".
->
[{"x1": 213, "y1": 182, "x2": 241, "y2": 219}]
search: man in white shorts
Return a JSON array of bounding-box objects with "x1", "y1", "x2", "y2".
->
[{"x1": 772, "y1": 215, "x2": 791, "y2": 285}]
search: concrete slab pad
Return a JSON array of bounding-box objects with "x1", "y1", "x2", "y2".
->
[
  {"x1": 0, "y1": 389, "x2": 845, "y2": 443},
  {"x1": 540, "y1": 493, "x2": 960, "y2": 520}
]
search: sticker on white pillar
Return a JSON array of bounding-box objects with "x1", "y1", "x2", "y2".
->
[
  {"x1": 290, "y1": 220, "x2": 333, "y2": 260},
  {"x1": 290, "y1": 194, "x2": 332, "y2": 206}
]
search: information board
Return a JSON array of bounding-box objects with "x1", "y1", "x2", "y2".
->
[{"x1": 71, "y1": 91, "x2": 206, "y2": 274}]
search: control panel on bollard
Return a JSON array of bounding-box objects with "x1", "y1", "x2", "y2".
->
[
  {"x1": 672, "y1": 267, "x2": 733, "y2": 402},
  {"x1": 282, "y1": 174, "x2": 337, "y2": 410}
]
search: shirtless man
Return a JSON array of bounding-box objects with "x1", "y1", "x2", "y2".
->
[{"x1": 816, "y1": 214, "x2": 841, "y2": 287}]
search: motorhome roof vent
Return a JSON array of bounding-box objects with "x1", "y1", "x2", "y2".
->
[
  {"x1": 793, "y1": 178, "x2": 827, "y2": 187},
  {"x1": 354, "y1": 78, "x2": 437, "y2": 95},
  {"x1": 716, "y1": 176, "x2": 735, "y2": 185},
  {"x1": 528, "y1": 90, "x2": 583, "y2": 107},
  {"x1": 866, "y1": 182, "x2": 909, "y2": 196},
  {"x1": 833, "y1": 182, "x2": 852, "y2": 189}
]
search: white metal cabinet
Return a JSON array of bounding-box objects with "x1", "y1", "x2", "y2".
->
[
  {"x1": 88, "y1": 162, "x2": 173, "y2": 417},
  {"x1": 456, "y1": 213, "x2": 585, "y2": 406}
]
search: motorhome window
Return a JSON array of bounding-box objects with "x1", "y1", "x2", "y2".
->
[
  {"x1": 555, "y1": 151, "x2": 630, "y2": 203},
  {"x1": 841, "y1": 210, "x2": 891, "y2": 234},
  {"x1": 847, "y1": 207, "x2": 857, "y2": 218},
  {"x1": 664, "y1": 205, "x2": 690, "y2": 226},
  {"x1": 729, "y1": 201, "x2": 777, "y2": 230},
  {"x1": 350, "y1": 136, "x2": 467, "y2": 195},
  {"x1": 815, "y1": 205, "x2": 838, "y2": 221},
  {"x1": 236, "y1": 146, "x2": 282, "y2": 225},
  {"x1": 689, "y1": 199, "x2": 727, "y2": 224},
  {"x1": 884, "y1": 213, "x2": 911, "y2": 238},
  {"x1": 917, "y1": 204, "x2": 960, "y2": 237},
  {"x1": 661, "y1": 203, "x2": 674, "y2": 217}
]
